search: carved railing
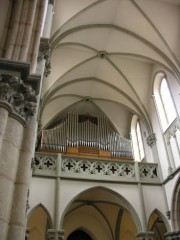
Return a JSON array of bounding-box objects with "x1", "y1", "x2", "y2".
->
[
  {"x1": 33, "y1": 152, "x2": 160, "y2": 183},
  {"x1": 32, "y1": 153, "x2": 57, "y2": 177},
  {"x1": 61, "y1": 157, "x2": 135, "y2": 177}
]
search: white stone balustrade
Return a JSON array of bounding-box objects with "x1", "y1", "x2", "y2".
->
[{"x1": 33, "y1": 152, "x2": 160, "y2": 184}]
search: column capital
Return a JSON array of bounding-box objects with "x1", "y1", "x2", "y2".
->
[
  {"x1": 136, "y1": 231, "x2": 155, "y2": 240},
  {"x1": 164, "y1": 231, "x2": 180, "y2": 240},
  {"x1": 47, "y1": 229, "x2": 65, "y2": 240},
  {"x1": 0, "y1": 59, "x2": 41, "y2": 125},
  {"x1": 147, "y1": 133, "x2": 157, "y2": 147}
]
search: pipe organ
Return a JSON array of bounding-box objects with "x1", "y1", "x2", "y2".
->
[{"x1": 40, "y1": 111, "x2": 133, "y2": 158}]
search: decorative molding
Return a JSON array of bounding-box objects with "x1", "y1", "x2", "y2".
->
[
  {"x1": 0, "y1": 74, "x2": 37, "y2": 122},
  {"x1": 32, "y1": 154, "x2": 57, "y2": 173},
  {"x1": 166, "y1": 210, "x2": 171, "y2": 220},
  {"x1": 98, "y1": 51, "x2": 107, "y2": 59},
  {"x1": 139, "y1": 164, "x2": 158, "y2": 178},
  {"x1": 38, "y1": 38, "x2": 51, "y2": 77},
  {"x1": 136, "y1": 231, "x2": 154, "y2": 240},
  {"x1": 164, "y1": 119, "x2": 180, "y2": 141},
  {"x1": 62, "y1": 157, "x2": 135, "y2": 177},
  {"x1": 146, "y1": 133, "x2": 157, "y2": 147},
  {"x1": 47, "y1": 229, "x2": 64, "y2": 240},
  {"x1": 164, "y1": 231, "x2": 180, "y2": 240},
  {"x1": 33, "y1": 153, "x2": 160, "y2": 183}
]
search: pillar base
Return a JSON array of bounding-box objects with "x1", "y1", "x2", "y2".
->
[
  {"x1": 164, "y1": 231, "x2": 180, "y2": 240},
  {"x1": 47, "y1": 229, "x2": 64, "y2": 240},
  {"x1": 136, "y1": 231, "x2": 154, "y2": 240}
]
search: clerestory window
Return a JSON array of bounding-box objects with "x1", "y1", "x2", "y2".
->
[{"x1": 154, "y1": 73, "x2": 176, "y2": 131}]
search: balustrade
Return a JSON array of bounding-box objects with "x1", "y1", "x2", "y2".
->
[{"x1": 33, "y1": 152, "x2": 160, "y2": 183}]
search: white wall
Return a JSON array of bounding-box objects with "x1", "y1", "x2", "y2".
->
[{"x1": 28, "y1": 178, "x2": 56, "y2": 224}]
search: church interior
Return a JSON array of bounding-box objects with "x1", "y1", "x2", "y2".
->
[{"x1": 0, "y1": 0, "x2": 180, "y2": 240}]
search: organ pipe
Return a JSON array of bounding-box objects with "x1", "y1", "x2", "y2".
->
[{"x1": 40, "y1": 111, "x2": 132, "y2": 158}]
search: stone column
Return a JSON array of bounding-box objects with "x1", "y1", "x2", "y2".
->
[
  {"x1": 0, "y1": 1, "x2": 13, "y2": 57},
  {"x1": 0, "y1": 107, "x2": 9, "y2": 150},
  {"x1": 30, "y1": 0, "x2": 48, "y2": 73},
  {"x1": 42, "y1": 1, "x2": 54, "y2": 38},
  {"x1": 47, "y1": 154, "x2": 63, "y2": 240},
  {"x1": 7, "y1": 86, "x2": 40, "y2": 239},
  {"x1": 18, "y1": 0, "x2": 38, "y2": 61},
  {"x1": 146, "y1": 133, "x2": 171, "y2": 222},
  {"x1": 166, "y1": 140, "x2": 176, "y2": 173},
  {"x1": 0, "y1": 60, "x2": 40, "y2": 240},
  {"x1": 54, "y1": 154, "x2": 62, "y2": 229},
  {"x1": 47, "y1": 229, "x2": 64, "y2": 240},
  {"x1": 4, "y1": 0, "x2": 24, "y2": 59},
  {"x1": 8, "y1": 118, "x2": 38, "y2": 240},
  {"x1": 12, "y1": 0, "x2": 29, "y2": 60},
  {"x1": 137, "y1": 231, "x2": 154, "y2": 240},
  {"x1": 164, "y1": 231, "x2": 180, "y2": 240},
  {"x1": 135, "y1": 161, "x2": 147, "y2": 231},
  {"x1": 0, "y1": 117, "x2": 23, "y2": 240}
]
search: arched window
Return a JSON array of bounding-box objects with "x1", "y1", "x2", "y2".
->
[
  {"x1": 131, "y1": 115, "x2": 145, "y2": 161},
  {"x1": 154, "y1": 73, "x2": 176, "y2": 131},
  {"x1": 136, "y1": 121, "x2": 145, "y2": 160}
]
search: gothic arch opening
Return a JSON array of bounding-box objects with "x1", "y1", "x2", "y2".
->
[
  {"x1": 148, "y1": 210, "x2": 168, "y2": 240},
  {"x1": 27, "y1": 204, "x2": 52, "y2": 240},
  {"x1": 61, "y1": 187, "x2": 140, "y2": 240},
  {"x1": 67, "y1": 230, "x2": 92, "y2": 240}
]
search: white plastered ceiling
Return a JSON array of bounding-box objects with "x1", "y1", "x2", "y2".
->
[{"x1": 41, "y1": 0, "x2": 180, "y2": 138}]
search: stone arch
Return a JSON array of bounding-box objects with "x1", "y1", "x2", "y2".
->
[
  {"x1": 148, "y1": 209, "x2": 170, "y2": 232},
  {"x1": 27, "y1": 203, "x2": 53, "y2": 240},
  {"x1": 60, "y1": 186, "x2": 142, "y2": 232},
  {"x1": 27, "y1": 203, "x2": 53, "y2": 227},
  {"x1": 148, "y1": 209, "x2": 170, "y2": 239}
]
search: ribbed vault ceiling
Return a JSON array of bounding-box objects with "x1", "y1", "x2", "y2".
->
[{"x1": 41, "y1": 0, "x2": 180, "y2": 138}]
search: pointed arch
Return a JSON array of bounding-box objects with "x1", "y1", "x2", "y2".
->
[
  {"x1": 148, "y1": 209, "x2": 170, "y2": 240},
  {"x1": 153, "y1": 71, "x2": 177, "y2": 131},
  {"x1": 27, "y1": 203, "x2": 53, "y2": 229},
  {"x1": 131, "y1": 115, "x2": 145, "y2": 162},
  {"x1": 27, "y1": 204, "x2": 53, "y2": 240},
  {"x1": 60, "y1": 186, "x2": 142, "y2": 232}
]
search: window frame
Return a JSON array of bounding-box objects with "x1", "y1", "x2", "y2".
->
[
  {"x1": 136, "y1": 120, "x2": 145, "y2": 160},
  {"x1": 131, "y1": 115, "x2": 145, "y2": 162},
  {"x1": 153, "y1": 72, "x2": 177, "y2": 132}
]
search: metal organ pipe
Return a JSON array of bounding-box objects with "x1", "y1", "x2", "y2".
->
[{"x1": 40, "y1": 111, "x2": 132, "y2": 158}]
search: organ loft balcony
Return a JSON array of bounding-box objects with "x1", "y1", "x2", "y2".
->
[{"x1": 35, "y1": 108, "x2": 160, "y2": 184}]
